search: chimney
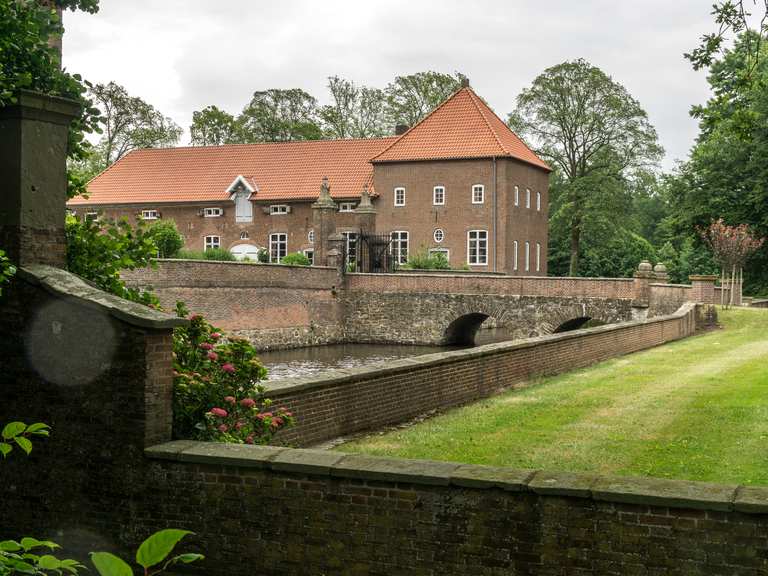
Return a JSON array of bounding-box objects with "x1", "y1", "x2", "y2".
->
[
  {"x1": 0, "y1": 91, "x2": 81, "y2": 268},
  {"x1": 395, "y1": 124, "x2": 409, "y2": 136},
  {"x1": 460, "y1": 77, "x2": 470, "y2": 88}
]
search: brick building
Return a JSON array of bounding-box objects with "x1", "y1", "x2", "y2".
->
[{"x1": 68, "y1": 85, "x2": 551, "y2": 274}]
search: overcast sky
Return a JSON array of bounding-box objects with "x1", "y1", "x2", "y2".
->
[{"x1": 62, "y1": 1, "x2": 719, "y2": 170}]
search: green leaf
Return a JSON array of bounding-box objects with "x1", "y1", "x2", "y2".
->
[
  {"x1": 0, "y1": 443, "x2": 12, "y2": 458},
  {"x1": 14, "y1": 436, "x2": 32, "y2": 455},
  {"x1": 26, "y1": 423, "x2": 50, "y2": 434},
  {"x1": 20, "y1": 537, "x2": 58, "y2": 551},
  {"x1": 90, "y1": 552, "x2": 132, "y2": 576},
  {"x1": 36, "y1": 555, "x2": 63, "y2": 570},
  {"x1": 2, "y1": 422, "x2": 26, "y2": 440},
  {"x1": 172, "y1": 553, "x2": 204, "y2": 564},
  {"x1": 135, "y1": 529, "x2": 193, "y2": 569},
  {"x1": 0, "y1": 540, "x2": 22, "y2": 552}
]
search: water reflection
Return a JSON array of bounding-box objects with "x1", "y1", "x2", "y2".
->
[{"x1": 259, "y1": 326, "x2": 519, "y2": 381}]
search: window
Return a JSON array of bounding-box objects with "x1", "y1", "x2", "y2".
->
[
  {"x1": 269, "y1": 233, "x2": 287, "y2": 262},
  {"x1": 433, "y1": 228, "x2": 445, "y2": 243},
  {"x1": 526, "y1": 188, "x2": 531, "y2": 209},
  {"x1": 303, "y1": 249, "x2": 314, "y2": 265},
  {"x1": 525, "y1": 241, "x2": 530, "y2": 272},
  {"x1": 467, "y1": 230, "x2": 488, "y2": 266},
  {"x1": 342, "y1": 231, "x2": 358, "y2": 267},
  {"x1": 394, "y1": 187, "x2": 406, "y2": 207},
  {"x1": 234, "y1": 193, "x2": 252, "y2": 222},
  {"x1": 429, "y1": 247, "x2": 450, "y2": 263},
  {"x1": 513, "y1": 240, "x2": 518, "y2": 271},
  {"x1": 536, "y1": 242, "x2": 541, "y2": 272},
  {"x1": 240, "y1": 231, "x2": 249, "y2": 240},
  {"x1": 204, "y1": 207, "x2": 223, "y2": 218},
  {"x1": 536, "y1": 191, "x2": 541, "y2": 212},
  {"x1": 308, "y1": 229, "x2": 314, "y2": 243},
  {"x1": 390, "y1": 231, "x2": 409, "y2": 265},
  {"x1": 472, "y1": 184, "x2": 484, "y2": 204},
  {"x1": 514, "y1": 186, "x2": 519, "y2": 206},
  {"x1": 204, "y1": 235, "x2": 220, "y2": 251},
  {"x1": 338, "y1": 202, "x2": 356, "y2": 212},
  {"x1": 85, "y1": 212, "x2": 99, "y2": 223},
  {"x1": 141, "y1": 209, "x2": 159, "y2": 220},
  {"x1": 269, "y1": 204, "x2": 289, "y2": 215},
  {"x1": 433, "y1": 185, "x2": 445, "y2": 206}
]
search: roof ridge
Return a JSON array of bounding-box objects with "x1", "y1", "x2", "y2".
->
[
  {"x1": 465, "y1": 88, "x2": 507, "y2": 156},
  {"x1": 369, "y1": 85, "x2": 469, "y2": 161},
  {"x1": 129, "y1": 135, "x2": 399, "y2": 155}
]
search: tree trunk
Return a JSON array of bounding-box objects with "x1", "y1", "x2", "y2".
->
[
  {"x1": 569, "y1": 220, "x2": 581, "y2": 277},
  {"x1": 721, "y1": 269, "x2": 726, "y2": 307},
  {"x1": 729, "y1": 264, "x2": 736, "y2": 309}
]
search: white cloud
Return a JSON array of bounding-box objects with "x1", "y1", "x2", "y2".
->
[{"x1": 62, "y1": 0, "x2": 717, "y2": 168}]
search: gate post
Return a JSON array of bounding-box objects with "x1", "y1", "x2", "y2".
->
[
  {"x1": 354, "y1": 185, "x2": 377, "y2": 235},
  {"x1": 632, "y1": 260, "x2": 653, "y2": 307},
  {"x1": 311, "y1": 176, "x2": 337, "y2": 267}
]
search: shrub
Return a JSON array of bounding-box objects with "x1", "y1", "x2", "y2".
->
[
  {"x1": 176, "y1": 248, "x2": 236, "y2": 261},
  {"x1": 0, "y1": 249, "x2": 16, "y2": 297},
  {"x1": 171, "y1": 302, "x2": 293, "y2": 442},
  {"x1": 403, "y1": 249, "x2": 451, "y2": 270},
  {"x1": 148, "y1": 219, "x2": 184, "y2": 258},
  {"x1": 257, "y1": 248, "x2": 269, "y2": 263},
  {"x1": 281, "y1": 252, "x2": 310, "y2": 266}
]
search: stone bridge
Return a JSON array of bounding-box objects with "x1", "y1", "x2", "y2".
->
[{"x1": 121, "y1": 260, "x2": 714, "y2": 349}]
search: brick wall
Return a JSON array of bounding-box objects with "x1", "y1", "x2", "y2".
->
[
  {"x1": 267, "y1": 303, "x2": 702, "y2": 447},
  {"x1": 648, "y1": 283, "x2": 692, "y2": 316}
]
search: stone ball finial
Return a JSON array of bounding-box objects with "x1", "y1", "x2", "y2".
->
[
  {"x1": 638, "y1": 260, "x2": 653, "y2": 272},
  {"x1": 653, "y1": 262, "x2": 668, "y2": 273}
]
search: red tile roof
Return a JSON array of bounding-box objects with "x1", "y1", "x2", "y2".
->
[
  {"x1": 68, "y1": 137, "x2": 397, "y2": 206},
  {"x1": 371, "y1": 87, "x2": 550, "y2": 170}
]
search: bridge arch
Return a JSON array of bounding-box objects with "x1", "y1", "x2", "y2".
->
[
  {"x1": 552, "y1": 316, "x2": 607, "y2": 333},
  {"x1": 443, "y1": 313, "x2": 490, "y2": 345}
]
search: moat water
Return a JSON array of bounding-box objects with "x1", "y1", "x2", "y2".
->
[{"x1": 258, "y1": 326, "x2": 517, "y2": 381}]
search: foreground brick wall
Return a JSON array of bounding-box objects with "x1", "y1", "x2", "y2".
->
[{"x1": 267, "y1": 303, "x2": 701, "y2": 447}]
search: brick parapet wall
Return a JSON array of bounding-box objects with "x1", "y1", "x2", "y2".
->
[
  {"x1": 140, "y1": 441, "x2": 768, "y2": 575},
  {"x1": 648, "y1": 283, "x2": 692, "y2": 316},
  {"x1": 265, "y1": 303, "x2": 702, "y2": 447}
]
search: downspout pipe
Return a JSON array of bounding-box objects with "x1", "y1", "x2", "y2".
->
[{"x1": 492, "y1": 157, "x2": 497, "y2": 273}]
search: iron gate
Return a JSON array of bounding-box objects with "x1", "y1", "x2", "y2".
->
[{"x1": 353, "y1": 232, "x2": 395, "y2": 273}]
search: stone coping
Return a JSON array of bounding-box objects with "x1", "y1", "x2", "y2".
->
[
  {"x1": 153, "y1": 259, "x2": 336, "y2": 271},
  {"x1": 348, "y1": 272, "x2": 635, "y2": 283},
  {"x1": 650, "y1": 283, "x2": 692, "y2": 289},
  {"x1": 145, "y1": 441, "x2": 768, "y2": 514},
  {"x1": 19, "y1": 265, "x2": 187, "y2": 330},
  {"x1": 263, "y1": 302, "x2": 697, "y2": 396}
]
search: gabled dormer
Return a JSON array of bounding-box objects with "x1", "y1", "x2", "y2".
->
[{"x1": 227, "y1": 175, "x2": 255, "y2": 223}]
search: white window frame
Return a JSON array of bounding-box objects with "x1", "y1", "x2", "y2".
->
[
  {"x1": 394, "y1": 187, "x2": 406, "y2": 207},
  {"x1": 341, "y1": 231, "x2": 358, "y2": 266},
  {"x1": 526, "y1": 188, "x2": 531, "y2": 209},
  {"x1": 338, "y1": 202, "x2": 356, "y2": 213},
  {"x1": 433, "y1": 228, "x2": 445, "y2": 243},
  {"x1": 433, "y1": 185, "x2": 445, "y2": 206},
  {"x1": 85, "y1": 212, "x2": 99, "y2": 223},
  {"x1": 536, "y1": 191, "x2": 541, "y2": 212},
  {"x1": 467, "y1": 230, "x2": 488, "y2": 266},
  {"x1": 303, "y1": 249, "x2": 314, "y2": 265},
  {"x1": 204, "y1": 235, "x2": 221, "y2": 251},
  {"x1": 269, "y1": 233, "x2": 288, "y2": 263},
  {"x1": 472, "y1": 184, "x2": 484, "y2": 204},
  {"x1": 429, "y1": 247, "x2": 450, "y2": 262},
  {"x1": 513, "y1": 240, "x2": 519, "y2": 271},
  {"x1": 525, "y1": 241, "x2": 530, "y2": 272},
  {"x1": 141, "y1": 209, "x2": 159, "y2": 220},
  {"x1": 536, "y1": 242, "x2": 541, "y2": 272},
  {"x1": 269, "y1": 204, "x2": 289, "y2": 215},
  {"x1": 204, "y1": 207, "x2": 223, "y2": 218},
  {"x1": 308, "y1": 229, "x2": 314, "y2": 244},
  {"x1": 390, "y1": 230, "x2": 409, "y2": 265},
  {"x1": 514, "y1": 186, "x2": 519, "y2": 206},
  {"x1": 239, "y1": 231, "x2": 249, "y2": 240}
]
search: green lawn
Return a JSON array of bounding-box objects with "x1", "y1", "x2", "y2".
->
[{"x1": 337, "y1": 308, "x2": 768, "y2": 485}]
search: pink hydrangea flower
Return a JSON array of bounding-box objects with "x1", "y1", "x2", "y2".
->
[
  {"x1": 240, "y1": 398, "x2": 256, "y2": 409},
  {"x1": 210, "y1": 407, "x2": 228, "y2": 418},
  {"x1": 235, "y1": 420, "x2": 245, "y2": 430},
  {"x1": 199, "y1": 342, "x2": 213, "y2": 350},
  {"x1": 190, "y1": 314, "x2": 201, "y2": 321},
  {"x1": 221, "y1": 363, "x2": 236, "y2": 373},
  {"x1": 223, "y1": 396, "x2": 236, "y2": 404},
  {"x1": 211, "y1": 332, "x2": 222, "y2": 340},
  {"x1": 218, "y1": 424, "x2": 229, "y2": 433},
  {"x1": 207, "y1": 351, "x2": 218, "y2": 361},
  {"x1": 245, "y1": 434, "x2": 254, "y2": 445}
]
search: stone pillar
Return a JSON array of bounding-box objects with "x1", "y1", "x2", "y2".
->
[
  {"x1": 690, "y1": 274, "x2": 718, "y2": 304},
  {"x1": 0, "y1": 90, "x2": 80, "y2": 268},
  {"x1": 653, "y1": 263, "x2": 669, "y2": 283},
  {"x1": 311, "y1": 176, "x2": 337, "y2": 267},
  {"x1": 354, "y1": 185, "x2": 377, "y2": 235},
  {"x1": 327, "y1": 232, "x2": 345, "y2": 273},
  {"x1": 632, "y1": 260, "x2": 653, "y2": 307}
]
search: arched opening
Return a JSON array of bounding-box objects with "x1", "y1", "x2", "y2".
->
[
  {"x1": 553, "y1": 316, "x2": 606, "y2": 333},
  {"x1": 443, "y1": 313, "x2": 490, "y2": 346}
]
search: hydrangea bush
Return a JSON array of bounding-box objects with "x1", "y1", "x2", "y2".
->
[{"x1": 172, "y1": 302, "x2": 293, "y2": 443}]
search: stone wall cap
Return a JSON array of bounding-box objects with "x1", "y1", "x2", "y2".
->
[
  {"x1": 270, "y1": 448, "x2": 346, "y2": 474},
  {"x1": 689, "y1": 275, "x2": 719, "y2": 281},
  {"x1": 592, "y1": 476, "x2": 737, "y2": 511},
  {"x1": 19, "y1": 265, "x2": 187, "y2": 330},
  {"x1": 528, "y1": 470, "x2": 598, "y2": 498},
  {"x1": 734, "y1": 486, "x2": 768, "y2": 514},
  {"x1": 331, "y1": 454, "x2": 459, "y2": 486},
  {"x1": 1, "y1": 90, "x2": 81, "y2": 123},
  {"x1": 450, "y1": 464, "x2": 535, "y2": 491},
  {"x1": 180, "y1": 443, "x2": 285, "y2": 468}
]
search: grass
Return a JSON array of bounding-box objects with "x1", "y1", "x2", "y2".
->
[{"x1": 337, "y1": 308, "x2": 768, "y2": 485}]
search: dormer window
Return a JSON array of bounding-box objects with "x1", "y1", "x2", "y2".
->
[
  {"x1": 141, "y1": 209, "x2": 159, "y2": 220},
  {"x1": 339, "y1": 202, "x2": 356, "y2": 212},
  {"x1": 204, "y1": 207, "x2": 223, "y2": 217},
  {"x1": 270, "y1": 204, "x2": 290, "y2": 215},
  {"x1": 227, "y1": 175, "x2": 255, "y2": 223}
]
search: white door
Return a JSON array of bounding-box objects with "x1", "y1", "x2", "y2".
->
[{"x1": 230, "y1": 244, "x2": 261, "y2": 260}]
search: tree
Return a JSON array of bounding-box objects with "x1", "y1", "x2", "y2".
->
[
  {"x1": 189, "y1": 105, "x2": 243, "y2": 145},
  {"x1": 319, "y1": 76, "x2": 388, "y2": 138},
  {"x1": 239, "y1": 88, "x2": 322, "y2": 142},
  {"x1": 384, "y1": 71, "x2": 467, "y2": 127},
  {"x1": 509, "y1": 59, "x2": 663, "y2": 276},
  {"x1": 148, "y1": 219, "x2": 184, "y2": 258},
  {"x1": 89, "y1": 81, "x2": 182, "y2": 169}
]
